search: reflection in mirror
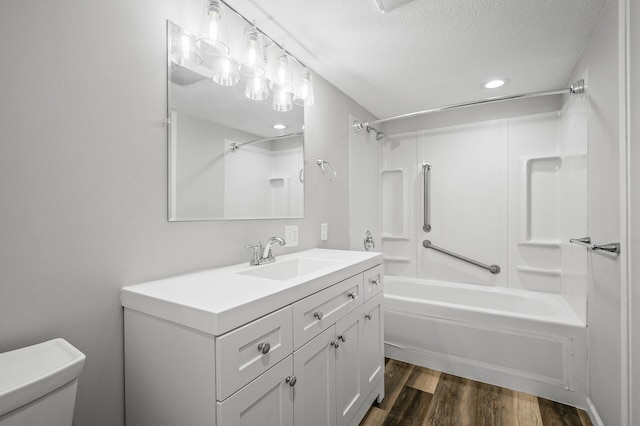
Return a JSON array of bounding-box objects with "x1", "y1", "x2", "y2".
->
[{"x1": 167, "y1": 16, "x2": 306, "y2": 221}]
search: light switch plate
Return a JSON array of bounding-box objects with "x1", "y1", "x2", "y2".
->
[{"x1": 285, "y1": 226, "x2": 299, "y2": 247}]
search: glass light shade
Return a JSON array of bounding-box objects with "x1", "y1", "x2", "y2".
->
[
  {"x1": 171, "y1": 29, "x2": 202, "y2": 67},
  {"x1": 196, "y1": 0, "x2": 229, "y2": 56},
  {"x1": 238, "y1": 26, "x2": 266, "y2": 76},
  {"x1": 270, "y1": 52, "x2": 293, "y2": 90},
  {"x1": 212, "y1": 54, "x2": 240, "y2": 86},
  {"x1": 293, "y1": 71, "x2": 315, "y2": 106},
  {"x1": 272, "y1": 84, "x2": 293, "y2": 112},
  {"x1": 245, "y1": 75, "x2": 270, "y2": 100}
]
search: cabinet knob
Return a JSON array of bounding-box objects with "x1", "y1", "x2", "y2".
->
[
  {"x1": 285, "y1": 375, "x2": 297, "y2": 387},
  {"x1": 331, "y1": 340, "x2": 340, "y2": 348},
  {"x1": 314, "y1": 311, "x2": 324, "y2": 320},
  {"x1": 257, "y1": 342, "x2": 271, "y2": 354},
  {"x1": 338, "y1": 334, "x2": 346, "y2": 342},
  {"x1": 365, "y1": 314, "x2": 372, "y2": 320},
  {"x1": 370, "y1": 278, "x2": 379, "y2": 286},
  {"x1": 347, "y1": 292, "x2": 357, "y2": 299}
]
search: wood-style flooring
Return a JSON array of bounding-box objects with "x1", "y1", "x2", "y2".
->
[{"x1": 360, "y1": 359, "x2": 593, "y2": 426}]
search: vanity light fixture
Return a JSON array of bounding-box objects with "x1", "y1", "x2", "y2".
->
[
  {"x1": 272, "y1": 123, "x2": 287, "y2": 130},
  {"x1": 196, "y1": 0, "x2": 229, "y2": 56},
  {"x1": 193, "y1": 0, "x2": 314, "y2": 110},
  {"x1": 293, "y1": 71, "x2": 315, "y2": 106},
  {"x1": 484, "y1": 78, "x2": 507, "y2": 89},
  {"x1": 245, "y1": 74, "x2": 270, "y2": 100},
  {"x1": 212, "y1": 54, "x2": 240, "y2": 86},
  {"x1": 238, "y1": 24, "x2": 266, "y2": 77},
  {"x1": 272, "y1": 84, "x2": 293, "y2": 112}
]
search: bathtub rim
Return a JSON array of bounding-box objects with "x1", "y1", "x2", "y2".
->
[{"x1": 383, "y1": 275, "x2": 586, "y2": 331}]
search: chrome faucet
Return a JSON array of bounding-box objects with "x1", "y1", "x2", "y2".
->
[
  {"x1": 261, "y1": 236, "x2": 285, "y2": 263},
  {"x1": 246, "y1": 236, "x2": 286, "y2": 266}
]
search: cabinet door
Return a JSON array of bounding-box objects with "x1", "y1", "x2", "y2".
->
[
  {"x1": 293, "y1": 326, "x2": 337, "y2": 426},
  {"x1": 335, "y1": 307, "x2": 364, "y2": 426},
  {"x1": 217, "y1": 356, "x2": 294, "y2": 426},
  {"x1": 361, "y1": 293, "x2": 384, "y2": 399}
]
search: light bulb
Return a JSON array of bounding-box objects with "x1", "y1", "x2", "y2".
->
[
  {"x1": 245, "y1": 75, "x2": 269, "y2": 100},
  {"x1": 213, "y1": 55, "x2": 239, "y2": 86},
  {"x1": 293, "y1": 71, "x2": 315, "y2": 106},
  {"x1": 239, "y1": 26, "x2": 265, "y2": 76},
  {"x1": 272, "y1": 84, "x2": 293, "y2": 112},
  {"x1": 271, "y1": 52, "x2": 292, "y2": 90},
  {"x1": 196, "y1": 0, "x2": 229, "y2": 56}
]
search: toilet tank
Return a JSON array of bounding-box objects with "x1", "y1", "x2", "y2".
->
[{"x1": 0, "y1": 338, "x2": 86, "y2": 426}]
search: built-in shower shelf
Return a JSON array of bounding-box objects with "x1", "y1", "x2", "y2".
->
[
  {"x1": 381, "y1": 234, "x2": 411, "y2": 241},
  {"x1": 382, "y1": 256, "x2": 412, "y2": 263},
  {"x1": 516, "y1": 266, "x2": 562, "y2": 277},
  {"x1": 517, "y1": 240, "x2": 562, "y2": 247}
]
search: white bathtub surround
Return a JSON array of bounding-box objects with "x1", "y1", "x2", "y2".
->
[
  {"x1": 378, "y1": 95, "x2": 588, "y2": 321},
  {"x1": 383, "y1": 276, "x2": 587, "y2": 408}
]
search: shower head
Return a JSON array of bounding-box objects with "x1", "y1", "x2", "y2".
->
[{"x1": 366, "y1": 124, "x2": 386, "y2": 141}]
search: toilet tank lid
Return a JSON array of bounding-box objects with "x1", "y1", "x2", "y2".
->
[{"x1": 0, "y1": 338, "x2": 86, "y2": 417}]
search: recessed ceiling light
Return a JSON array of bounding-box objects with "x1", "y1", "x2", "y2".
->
[
  {"x1": 273, "y1": 123, "x2": 287, "y2": 130},
  {"x1": 484, "y1": 79, "x2": 507, "y2": 89}
]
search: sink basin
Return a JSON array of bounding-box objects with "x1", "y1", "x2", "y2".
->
[{"x1": 237, "y1": 258, "x2": 342, "y2": 281}]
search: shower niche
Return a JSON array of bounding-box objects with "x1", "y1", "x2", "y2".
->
[{"x1": 516, "y1": 153, "x2": 588, "y2": 294}]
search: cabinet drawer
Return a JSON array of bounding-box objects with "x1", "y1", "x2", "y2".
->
[
  {"x1": 216, "y1": 306, "x2": 293, "y2": 401},
  {"x1": 217, "y1": 355, "x2": 294, "y2": 426},
  {"x1": 363, "y1": 265, "x2": 383, "y2": 301},
  {"x1": 292, "y1": 274, "x2": 363, "y2": 349}
]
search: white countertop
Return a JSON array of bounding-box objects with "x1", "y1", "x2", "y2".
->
[{"x1": 121, "y1": 249, "x2": 382, "y2": 336}]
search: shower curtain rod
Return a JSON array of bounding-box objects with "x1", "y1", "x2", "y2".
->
[
  {"x1": 229, "y1": 131, "x2": 304, "y2": 152},
  {"x1": 353, "y1": 79, "x2": 585, "y2": 132}
]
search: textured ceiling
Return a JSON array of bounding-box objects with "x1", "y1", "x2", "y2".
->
[{"x1": 227, "y1": 0, "x2": 607, "y2": 119}]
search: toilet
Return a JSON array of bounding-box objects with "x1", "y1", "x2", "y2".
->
[{"x1": 0, "y1": 338, "x2": 86, "y2": 426}]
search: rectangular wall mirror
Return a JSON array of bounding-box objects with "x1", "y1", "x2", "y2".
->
[{"x1": 167, "y1": 19, "x2": 305, "y2": 221}]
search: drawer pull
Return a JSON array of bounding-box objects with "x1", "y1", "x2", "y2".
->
[
  {"x1": 365, "y1": 314, "x2": 372, "y2": 320},
  {"x1": 314, "y1": 311, "x2": 324, "y2": 320},
  {"x1": 338, "y1": 334, "x2": 347, "y2": 342},
  {"x1": 285, "y1": 375, "x2": 297, "y2": 387},
  {"x1": 347, "y1": 292, "x2": 357, "y2": 299},
  {"x1": 331, "y1": 340, "x2": 340, "y2": 348},
  {"x1": 257, "y1": 342, "x2": 271, "y2": 354},
  {"x1": 370, "y1": 278, "x2": 379, "y2": 286}
]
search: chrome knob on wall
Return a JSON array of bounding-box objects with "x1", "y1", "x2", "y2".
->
[{"x1": 364, "y1": 230, "x2": 375, "y2": 251}]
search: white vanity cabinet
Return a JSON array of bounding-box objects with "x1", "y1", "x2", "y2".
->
[{"x1": 122, "y1": 249, "x2": 383, "y2": 426}]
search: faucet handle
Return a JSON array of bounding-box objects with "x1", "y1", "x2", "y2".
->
[{"x1": 245, "y1": 244, "x2": 260, "y2": 266}]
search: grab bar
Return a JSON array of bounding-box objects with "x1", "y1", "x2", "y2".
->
[
  {"x1": 423, "y1": 162, "x2": 431, "y2": 232},
  {"x1": 570, "y1": 237, "x2": 621, "y2": 254},
  {"x1": 422, "y1": 240, "x2": 501, "y2": 274}
]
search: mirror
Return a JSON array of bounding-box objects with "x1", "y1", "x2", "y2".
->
[{"x1": 167, "y1": 19, "x2": 305, "y2": 221}]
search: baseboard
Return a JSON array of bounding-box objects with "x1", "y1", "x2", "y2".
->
[{"x1": 584, "y1": 397, "x2": 604, "y2": 426}]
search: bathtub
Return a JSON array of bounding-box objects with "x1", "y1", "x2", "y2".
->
[{"x1": 383, "y1": 276, "x2": 587, "y2": 407}]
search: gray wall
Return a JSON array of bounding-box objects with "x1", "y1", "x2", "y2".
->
[
  {"x1": 0, "y1": 1, "x2": 374, "y2": 425},
  {"x1": 568, "y1": 0, "x2": 623, "y2": 424}
]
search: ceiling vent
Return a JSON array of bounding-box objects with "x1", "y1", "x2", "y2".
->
[{"x1": 373, "y1": 0, "x2": 416, "y2": 13}]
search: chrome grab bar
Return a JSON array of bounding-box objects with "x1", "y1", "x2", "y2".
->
[
  {"x1": 422, "y1": 240, "x2": 500, "y2": 274},
  {"x1": 422, "y1": 162, "x2": 431, "y2": 232},
  {"x1": 570, "y1": 237, "x2": 621, "y2": 254}
]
